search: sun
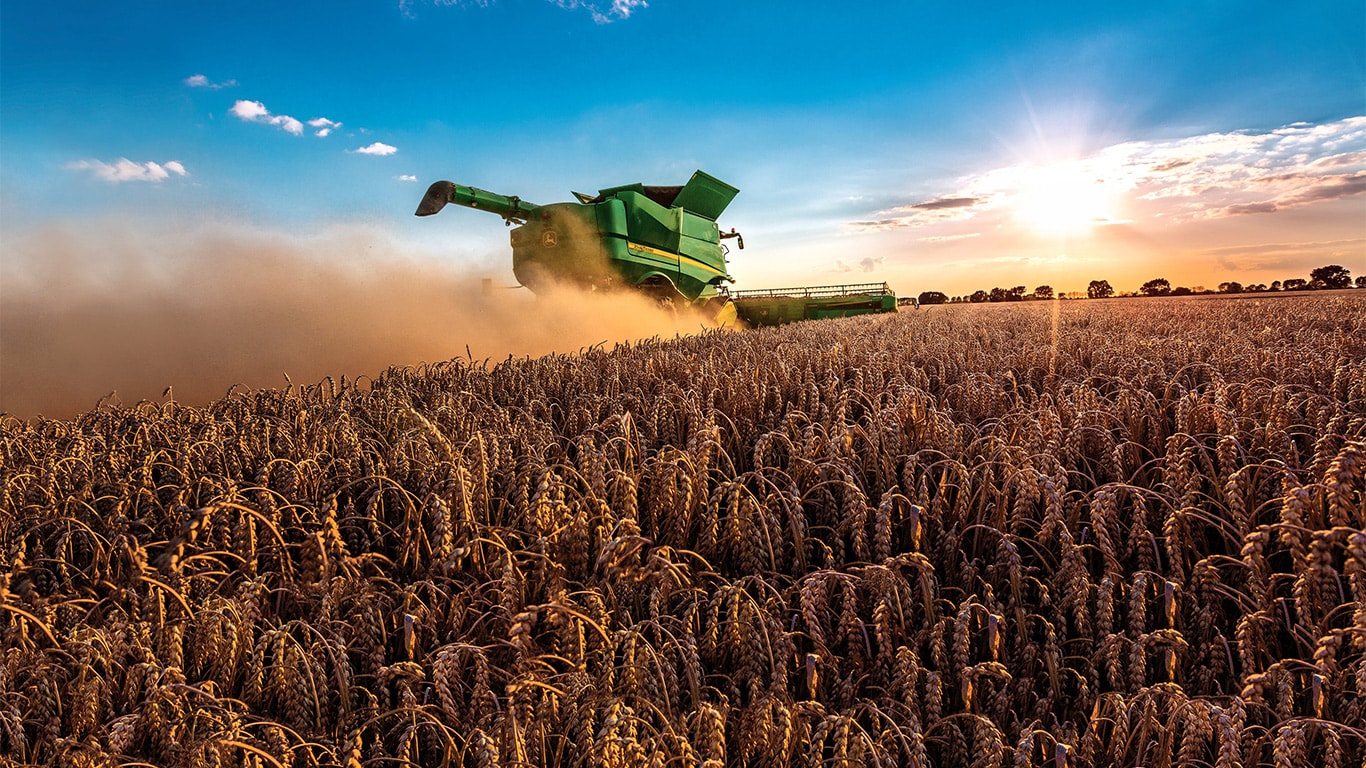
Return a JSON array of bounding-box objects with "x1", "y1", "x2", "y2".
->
[{"x1": 1009, "y1": 161, "x2": 1119, "y2": 237}]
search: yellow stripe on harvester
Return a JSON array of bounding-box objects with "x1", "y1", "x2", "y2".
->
[
  {"x1": 626, "y1": 242, "x2": 676, "y2": 260},
  {"x1": 626, "y1": 241, "x2": 728, "y2": 277},
  {"x1": 679, "y1": 253, "x2": 728, "y2": 277}
]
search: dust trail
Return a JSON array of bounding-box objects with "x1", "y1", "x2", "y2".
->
[{"x1": 0, "y1": 221, "x2": 713, "y2": 419}]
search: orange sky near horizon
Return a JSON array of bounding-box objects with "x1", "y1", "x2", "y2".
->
[{"x1": 804, "y1": 117, "x2": 1366, "y2": 297}]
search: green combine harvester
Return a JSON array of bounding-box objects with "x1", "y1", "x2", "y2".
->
[{"x1": 414, "y1": 170, "x2": 898, "y2": 326}]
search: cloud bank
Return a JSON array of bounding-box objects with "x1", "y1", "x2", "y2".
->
[
  {"x1": 554, "y1": 0, "x2": 647, "y2": 23},
  {"x1": 230, "y1": 99, "x2": 342, "y2": 139},
  {"x1": 230, "y1": 99, "x2": 304, "y2": 135},
  {"x1": 65, "y1": 158, "x2": 188, "y2": 183},
  {"x1": 857, "y1": 116, "x2": 1366, "y2": 232},
  {"x1": 308, "y1": 117, "x2": 342, "y2": 137},
  {"x1": 409, "y1": 0, "x2": 646, "y2": 23}
]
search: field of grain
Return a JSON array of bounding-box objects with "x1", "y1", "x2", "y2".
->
[{"x1": 2, "y1": 294, "x2": 1364, "y2": 767}]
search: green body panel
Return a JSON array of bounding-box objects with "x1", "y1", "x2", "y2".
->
[
  {"x1": 671, "y1": 171, "x2": 740, "y2": 221},
  {"x1": 617, "y1": 191, "x2": 682, "y2": 252},
  {"x1": 731, "y1": 283, "x2": 899, "y2": 326}
]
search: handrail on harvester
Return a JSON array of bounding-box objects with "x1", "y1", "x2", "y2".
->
[{"x1": 727, "y1": 282, "x2": 894, "y2": 300}]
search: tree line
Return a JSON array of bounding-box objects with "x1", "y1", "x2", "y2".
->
[{"x1": 915, "y1": 264, "x2": 1359, "y2": 305}]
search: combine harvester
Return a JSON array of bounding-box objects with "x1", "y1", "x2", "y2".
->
[{"x1": 415, "y1": 170, "x2": 899, "y2": 326}]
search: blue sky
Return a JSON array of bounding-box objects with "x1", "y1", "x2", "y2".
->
[{"x1": 3, "y1": 0, "x2": 1364, "y2": 295}]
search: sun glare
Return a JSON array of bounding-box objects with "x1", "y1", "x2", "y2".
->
[{"x1": 1010, "y1": 161, "x2": 1118, "y2": 237}]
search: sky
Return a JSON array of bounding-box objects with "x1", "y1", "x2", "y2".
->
[{"x1": 3, "y1": 0, "x2": 1364, "y2": 295}]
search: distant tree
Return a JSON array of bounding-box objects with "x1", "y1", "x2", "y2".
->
[
  {"x1": 1357, "y1": 276, "x2": 1366, "y2": 288},
  {"x1": 1218, "y1": 281, "x2": 1243, "y2": 294},
  {"x1": 1088, "y1": 280, "x2": 1114, "y2": 299},
  {"x1": 1284, "y1": 278, "x2": 1307, "y2": 291},
  {"x1": 1310, "y1": 265, "x2": 1351, "y2": 289},
  {"x1": 1034, "y1": 285, "x2": 1054, "y2": 300},
  {"x1": 970, "y1": 290, "x2": 989, "y2": 303},
  {"x1": 1009, "y1": 286, "x2": 1026, "y2": 301},
  {"x1": 988, "y1": 287, "x2": 1009, "y2": 302},
  {"x1": 1140, "y1": 278, "x2": 1172, "y2": 297},
  {"x1": 918, "y1": 290, "x2": 949, "y2": 305},
  {"x1": 1171, "y1": 286, "x2": 1193, "y2": 296},
  {"x1": 1270, "y1": 280, "x2": 1282, "y2": 291},
  {"x1": 1247, "y1": 283, "x2": 1267, "y2": 292}
]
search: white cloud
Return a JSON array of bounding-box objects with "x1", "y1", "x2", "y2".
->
[
  {"x1": 308, "y1": 117, "x2": 342, "y2": 137},
  {"x1": 1114, "y1": 117, "x2": 1366, "y2": 219},
  {"x1": 417, "y1": 0, "x2": 644, "y2": 23},
  {"x1": 353, "y1": 142, "x2": 398, "y2": 156},
  {"x1": 561, "y1": 0, "x2": 647, "y2": 24},
  {"x1": 228, "y1": 100, "x2": 404, "y2": 152},
  {"x1": 275, "y1": 116, "x2": 304, "y2": 136},
  {"x1": 229, "y1": 100, "x2": 269, "y2": 121},
  {"x1": 609, "y1": 0, "x2": 647, "y2": 19},
  {"x1": 185, "y1": 73, "x2": 237, "y2": 89},
  {"x1": 230, "y1": 99, "x2": 304, "y2": 136},
  {"x1": 66, "y1": 158, "x2": 189, "y2": 183},
  {"x1": 397, "y1": 174, "x2": 419, "y2": 182}
]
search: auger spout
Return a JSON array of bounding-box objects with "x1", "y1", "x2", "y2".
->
[{"x1": 414, "y1": 180, "x2": 542, "y2": 222}]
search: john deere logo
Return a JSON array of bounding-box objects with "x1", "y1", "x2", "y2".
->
[{"x1": 541, "y1": 230, "x2": 558, "y2": 248}]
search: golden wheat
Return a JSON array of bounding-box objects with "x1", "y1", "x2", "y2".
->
[{"x1": 1, "y1": 293, "x2": 1363, "y2": 766}]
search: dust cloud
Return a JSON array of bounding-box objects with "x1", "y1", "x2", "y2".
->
[{"x1": 0, "y1": 221, "x2": 716, "y2": 419}]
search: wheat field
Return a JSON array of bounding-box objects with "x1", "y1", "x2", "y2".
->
[{"x1": 2, "y1": 293, "x2": 1364, "y2": 767}]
